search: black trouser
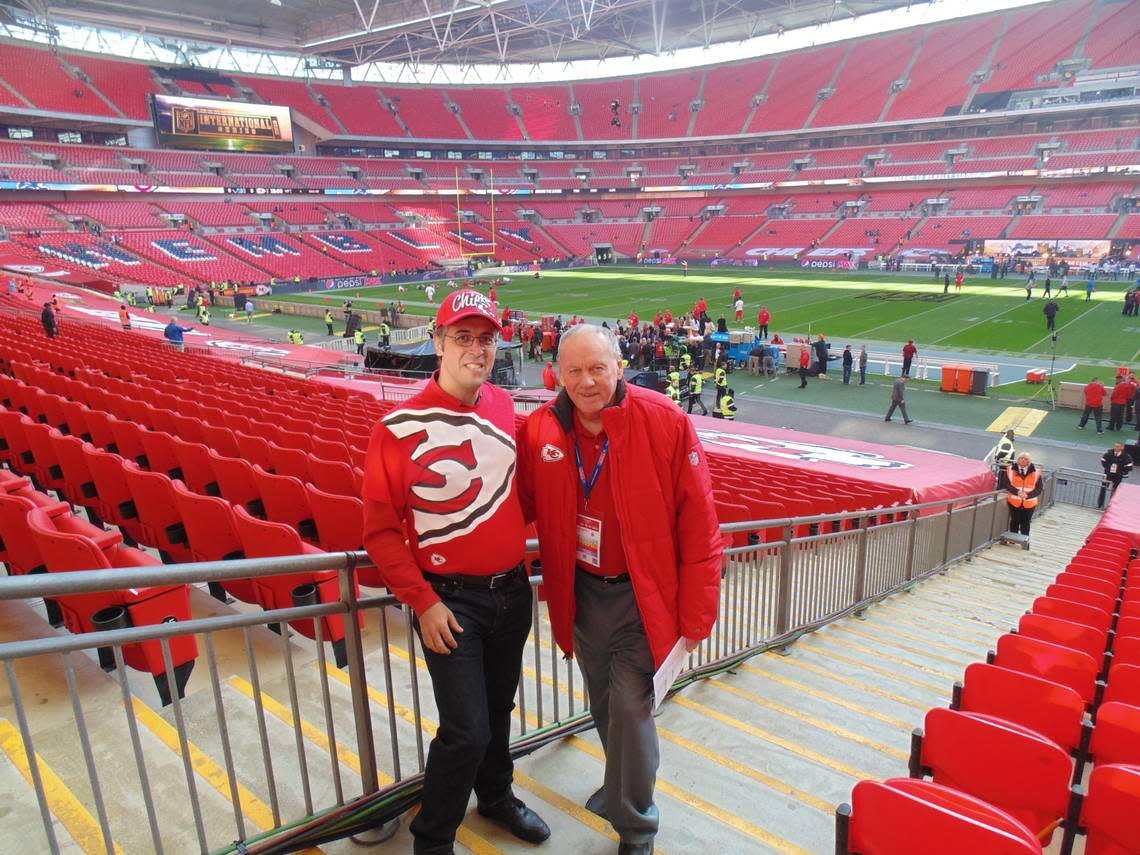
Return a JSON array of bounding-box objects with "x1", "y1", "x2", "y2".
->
[
  {"x1": 1098, "y1": 477, "x2": 1123, "y2": 509},
  {"x1": 410, "y1": 568, "x2": 533, "y2": 854},
  {"x1": 687, "y1": 392, "x2": 707, "y2": 415},
  {"x1": 326, "y1": 323, "x2": 333, "y2": 335},
  {"x1": 1079, "y1": 405, "x2": 1103, "y2": 431},
  {"x1": 1110, "y1": 403, "x2": 1126, "y2": 431},
  {"x1": 902, "y1": 357, "x2": 912, "y2": 377},
  {"x1": 1008, "y1": 504, "x2": 1034, "y2": 535},
  {"x1": 1046, "y1": 316, "x2": 1056, "y2": 330},
  {"x1": 758, "y1": 324, "x2": 768, "y2": 339},
  {"x1": 798, "y1": 366, "x2": 808, "y2": 388},
  {"x1": 885, "y1": 400, "x2": 909, "y2": 421}
]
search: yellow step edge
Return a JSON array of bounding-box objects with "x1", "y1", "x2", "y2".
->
[
  {"x1": 0, "y1": 718, "x2": 129, "y2": 855},
  {"x1": 129, "y1": 696, "x2": 324, "y2": 855}
]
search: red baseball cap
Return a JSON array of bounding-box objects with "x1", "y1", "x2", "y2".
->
[{"x1": 435, "y1": 289, "x2": 502, "y2": 331}]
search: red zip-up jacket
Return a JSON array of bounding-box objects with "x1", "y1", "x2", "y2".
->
[
  {"x1": 517, "y1": 382, "x2": 723, "y2": 668},
  {"x1": 1110, "y1": 381, "x2": 1132, "y2": 406},
  {"x1": 1085, "y1": 380, "x2": 1106, "y2": 407}
]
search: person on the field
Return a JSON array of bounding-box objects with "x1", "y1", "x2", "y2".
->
[
  {"x1": 325, "y1": 308, "x2": 335, "y2": 335},
  {"x1": 1006, "y1": 453, "x2": 1042, "y2": 537},
  {"x1": 733, "y1": 297, "x2": 744, "y2": 323},
  {"x1": 1079, "y1": 377, "x2": 1106, "y2": 433},
  {"x1": 363, "y1": 290, "x2": 551, "y2": 855},
  {"x1": 955, "y1": 269, "x2": 964, "y2": 291},
  {"x1": 1109, "y1": 376, "x2": 1132, "y2": 431},
  {"x1": 797, "y1": 346, "x2": 810, "y2": 389},
  {"x1": 757, "y1": 306, "x2": 771, "y2": 339},
  {"x1": 1044, "y1": 298, "x2": 1059, "y2": 331},
  {"x1": 686, "y1": 366, "x2": 707, "y2": 415},
  {"x1": 858, "y1": 345, "x2": 868, "y2": 386},
  {"x1": 901, "y1": 339, "x2": 917, "y2": 378},
  {"x1": 884, "y1": 375, "x2": 912, "y2": 424},
  {"x1": 717, "y1": 387, "x2": 737, "y2": 420},
  {"x1": 841, "y1": 345, "x2": 853, "y2": 385},
  {"x1": 813, "y1": 335, "x2": 830, "y2": 379},
  {"x1": 1059, "y1": 274, "x2": 1069, "y2": 296}
]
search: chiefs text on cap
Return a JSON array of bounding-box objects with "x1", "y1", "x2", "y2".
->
[{"x1": 436, "y1": 289, "x2": 502, "y2": 331}]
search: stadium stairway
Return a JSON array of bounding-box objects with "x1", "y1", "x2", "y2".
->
[{"x1": 0, "y1": 501, "x2": 1101, "y2": 855}]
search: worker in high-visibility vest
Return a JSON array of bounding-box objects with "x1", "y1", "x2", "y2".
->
[
  {"x1": 666, "y1": 378, "x2": 682, "y2": 406},
  {"x1": 717, "y1": 388, "x2": 737, "y2": 421},
  {"x1": 1005, "y1": 452, "x2": 1041, "y2": 537},
  {"x1": 986, "y1": 429, "x2": 1016, "y2": 488},
  {"x1": 687, "y1": 367, "x2": 707, "y2": 415},
  {"x1": 354, "y1": 329, "x2": 366, "y2": 355},
  {"x1": 197, "y1": 303, "x2": 210, "y2": 325},
  {"x1": 324, "y1": 309, "x2": 335, "y2": 335},
  {"x1": 379, "y1": 320, "x2": 391, "y2": 348},
  {"x1": 680, "y1": 351, "x2": 692, "y2": 372},
  {"x1": 714, "y1": 363, "x2": 728, "y2": 406},
  {"x1": 667, "y1": 368, "x2": 681, "y2": 390}
]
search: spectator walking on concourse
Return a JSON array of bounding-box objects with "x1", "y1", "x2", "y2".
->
[{"x1": 884, "y1": 375, "x2": 912, "y2": 424}]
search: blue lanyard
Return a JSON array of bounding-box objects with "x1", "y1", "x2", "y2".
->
[{"x1": 574, "y1": 436, "x2": 610, "y2": 505}]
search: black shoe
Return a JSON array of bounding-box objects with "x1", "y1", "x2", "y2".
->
[
  {"x1": 884, "y1": 418, "x2": 892, "y2": 422},
  {"x1": 478, "y1": 796, "x2": 551, "y2": 843},
  {"x1": 618, "y1": 844, "x2": 653, "y2": 855},
  {"x1": 904, "y1": 419, "x2": 914, "y2": 425},
  {"x1": 585, "y1": 786, "x2": 607, "y2": 820}
]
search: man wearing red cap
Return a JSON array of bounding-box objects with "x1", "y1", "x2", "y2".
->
[{"x1": 362, "y1": 289, "x2": 550, "y2": 855}]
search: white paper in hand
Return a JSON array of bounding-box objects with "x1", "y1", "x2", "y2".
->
[{"x1": 652, "y1": 637, "x2": 690, "y2": 714}]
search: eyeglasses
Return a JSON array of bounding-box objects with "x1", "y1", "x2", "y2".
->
[{"x1": 445, "y1": 332, "x2": 498, "y2": 349}]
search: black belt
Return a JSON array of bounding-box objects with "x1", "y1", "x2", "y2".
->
[
  {"x1": 424, "y1": 562, "x2": 525, "y2": 591},
  {"x1": 576, "y1": 565, "x2": 631, "y2": 585}
]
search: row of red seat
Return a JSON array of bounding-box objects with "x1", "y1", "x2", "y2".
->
[
  {"x1": 0, "y1": 468, "x2": 197, "y2": 705},
  {"x1": 836, "y1": 525, "x2": 1140, "y2": 854}
]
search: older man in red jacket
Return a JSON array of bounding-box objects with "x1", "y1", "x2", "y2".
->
[{"x1": 518, "y1": 324, "x2": 722, "y2": 855}]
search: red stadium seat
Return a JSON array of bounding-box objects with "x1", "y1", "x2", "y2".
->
[
  {"x1": 82, "y1": 445, "x2": 146, "y2": 546},
  {"x1": 21, "y1": 421, "x2": 69, "y2": 497},
  {"x1": 169, "y1": 480, "x2": 257, "y2": 606},
  {"x1": 1044, "y1": 584, "x2": 1116, "y2": 617},
  {"x1": 49, "y1": 432, "x2": 103, "y2": 524},
  {"x1": 1115, "y1": 616, "x2": 1140, "y2": 640},
  {"x1": 911, "y1": 707, "x2": 1072, "y2": 843},
  {"x1": 837, "y1": 778, "x2": 1043, "y2": 855},
  {"x1": 1054, "y1": 571, "x2": 1120, "y2": 603},
  {"x1": 25, "y1": 504, "x2": 197, "y2": 705},
  {"x1": 1071, "y1": 764, "x2": 1140, "y2": 855},
  {"x1": 207, "y1": 450, "x2": 265, "y2": 518},
  {"x1": 267, "y1": 440, "x2": 312, "y2": 483},
  {"x1": 308, "y1": 456, "x2": 359, "y2": 496},
  {"x1": 303, "y1": 483, "x2": 369, "y2": 559},
  {"x1": 235, "y1": 430, "x2": 275, "y2": 472},
  {"x1": 230, "y1": 505, "x2": 350, "y2": 667},
  {"x1": 1031, "y1": 596, "x2": 1114, "y2": 635},
  {"x1": 121, "y1": 464, "x2": 194, "y2": 564},
  {"x1": 0, "y1": 407, "x2": 37, "y2": 474},
  {"x1": 991, "y1": 633, "x2": 1100, "y2": 707},
  {"x1": 1017, "y1": 613, "x2": 1110, "y2": 672},
  {"x1": 1088, "y1": 702, "x2": 1140, "y2": 768},
  {"x1": 137, "y1": 428, "x2": 185, "y2": 480},
  {"x1": 1104, "y1": 664, "x2": 1140, "y2": 707},
  {"x1": 169, "y1": 436, "x2": 221, "y2": 497},
  {"x1": 953, "y1": 662, "x2": 1087, "y2": 762},
  {"x1": 1113, "y1": 637, "x2": 1140, "y2": 669},
  {"x1": 251, "y1": 465, "x2": 317, "y2": 543}
]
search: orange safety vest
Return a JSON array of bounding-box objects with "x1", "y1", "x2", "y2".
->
[{"x1": 1007, "y1": 466, "x2": 1040, "y2": 509}]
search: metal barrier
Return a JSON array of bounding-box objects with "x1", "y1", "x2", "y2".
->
[
  {"x1": 0, "y1": 485, "x2": 1030, "y2": 854},
  {"x1": 1051, "y1": 466, "x2": 1113, "y2": 510}
]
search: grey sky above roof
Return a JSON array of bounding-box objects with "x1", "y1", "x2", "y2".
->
[{"x1": 3, "y1": 0, "x2": 952, "y2": 66}]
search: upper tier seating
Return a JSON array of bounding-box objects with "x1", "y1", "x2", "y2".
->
[
  {"x1": 572, "y1": 79, "x2": 635, "y2": 140},
  {"x1": 636, "y1": 70, "x2": 702, "y2": 139},
  {"x1": 389, "y1": 88, "x2": 466, "y2": 140},
  {"x1": 65, "y1": 52, "x2": 162, "y2": 120},
  {"x1": 976, "y1": 1, "x2": 1090, "y2": 94},
  {"x1": 1084, "y1": 0, "x2": 1140, "y2": 68},
  {"x1": 810, "y1": 31, "x2": 917, "y2": 128},
  {"x1": 884, "y1": 17, "x2": 998, "y2": 121},
  {"x1": 446, "y1": 88, "x2": 522, "y2": 141},
  {"x1": 692, "y1": 58, "x2": 773, "y2": 137},
  {"x1": 312, "y1": 83, "x2": 405, "y2": 138},
  {"x1": 511, "y1": 85, "x2": 578, "y2": 141},
  {"x1": 0, "y1": 43, "x2": 116, "y2": 116},
  {"x1": 748, "y1": 43, "x2": 847, "y2": 133},
  {"x1": 233, "y1": 76, "x2": 340, "y2": 134}
]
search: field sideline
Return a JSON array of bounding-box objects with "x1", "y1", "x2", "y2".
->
[{"x1": 276, "y1": 265, "x2": 1138, "y2": 365}]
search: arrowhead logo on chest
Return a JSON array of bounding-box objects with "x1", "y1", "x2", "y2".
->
[{"x1": 384, "y1": 407, "x2": 516, "y2": 546}]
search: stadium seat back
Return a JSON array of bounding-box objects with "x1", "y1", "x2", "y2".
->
[
  {"x1": 304, "y1": 483, "x2": 367, "y2": 555},
  {"x1": 251, "y1": 465, "x2": 317, "y2": 542},
  {"x1": 956, "y1": 662, "x2": 1085, "y2": 753},
  {"x1": 842, "y1": 778, "x2": 1043, "y2": 855},
  {"x1": 1017, "y1": 613, "x2": 1108, "y2": 668},
  {"x1": 49, "y1": 433, "x2": 99, "y2": 510},
  {"x1": 121, "y1": 465, "x2": 192, "y2": 563},
  {"x1": 918, "y1": 708, "x2": 1072, "y2": 841},
  {"x1": 994, "y1": 633, "x2": 1100, "y2": 705},
  {"x1": 169, "y1": 436, "x2": 220, "y2": 496},
  {"x1": 0, "y1": 493, "x2": 51, "y2": 574},
  {"x1": 1080, "y1": 764, "x2": 1140, "y2": 855},
  {"x1": 1054, "y1": 571, "x2": 1120, "y2": 601},
  {"x1": 1044, "y1": 584, "x2": 1115, "y2": 616},
  {"x1": 1088, "y1": 702, "x2": 1140, "y2": 768},
  {"x1": 1104, "y1": 664, "x2": 1140, "y2": 707},
  {"x1": 267, "y1": 441, "x2": 311, "y2": 483},
  {"x1": 308, "y1": 456, "x2": 358, "y2": 497},
  {"x1": 137, "y1": 428, "x2": 184, "y2": 480},
  {"x1": 207, "y1": 450, "x2": 265, "y2": 517},
  {"x1": 1031, "y1": 596, "x2": 1113, "y2": 635}
]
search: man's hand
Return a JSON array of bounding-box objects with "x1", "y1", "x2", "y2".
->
[
  {"x1": 684, "y1": 637, "x2": 701, "y2": 653},
  {"x1": 419, "y1": 602, "x2": 463, "y2": 655}
]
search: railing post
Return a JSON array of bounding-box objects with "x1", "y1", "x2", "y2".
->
[
  {"x1": 940, "y1": 503, "x2": 954, "y2": 568},
  {"x1": 775, "y1": 523, "x2": 794, "y2": 635},
  {"x1": 904, "y1": 509, "x2": 919, "y2": 581},
  {"x1": 852, "y1": 524, "x2": 869, "y2": 606},
  {"x1": 338, "y1": 557, "x2": 379, "y2": 795},
  {"x1": 966, "y1": 497, "x2": 980, "y2": 557}
]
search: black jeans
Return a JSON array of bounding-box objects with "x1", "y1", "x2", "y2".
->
[
  {"x1": 1110, "y1": 403, "x2": 1126, "y2": 431},
  {"x1": 1008, "y1": 505, "x2": 1034, "y2": 536},
  {"x1": 1080, "y1": 405, "x2": 1104, "y2": 431},
  {"x1": 410, "y1": 567, "x2": 533, "y2": 855}
]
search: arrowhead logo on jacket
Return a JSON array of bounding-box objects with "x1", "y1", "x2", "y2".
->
[
  {"x1": 383, "y1": 407, "x2": 516, "y2": 546},
  {"x1": 541, "y1": 443, "x2": 565, "y2": 463}
]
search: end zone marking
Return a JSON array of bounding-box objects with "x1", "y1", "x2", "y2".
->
[{"x1": 986, "y1": 406, "x2": 1047, "y2": 435}]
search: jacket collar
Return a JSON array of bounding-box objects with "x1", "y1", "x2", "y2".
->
[{"x1": 550, "y1": 379, "x2": 628, "y2": 435}]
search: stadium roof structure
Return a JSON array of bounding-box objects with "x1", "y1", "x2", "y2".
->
[{"x1": 2, "y1": 0, "x2": 930, "y2": 67}]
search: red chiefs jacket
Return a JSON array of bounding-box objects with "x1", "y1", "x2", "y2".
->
[
  {"x1": 1085, "y1": 380, "x2": 1106, "y2": 407},
  {"x1": 517, "y1": 382, "x2": 723, "y2": 668},
  {"x1": 1110, "y1": 381, "x2": 1133, "y2": 406}
]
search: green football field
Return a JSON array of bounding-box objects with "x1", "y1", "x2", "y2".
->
[{"x1": 276, "y1": 265, "x2": 1140, "y2": 366}]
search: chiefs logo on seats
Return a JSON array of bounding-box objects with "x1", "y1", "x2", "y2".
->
[{"x1": 382, "y1": 408, "x2": 516, "y2": 545}]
